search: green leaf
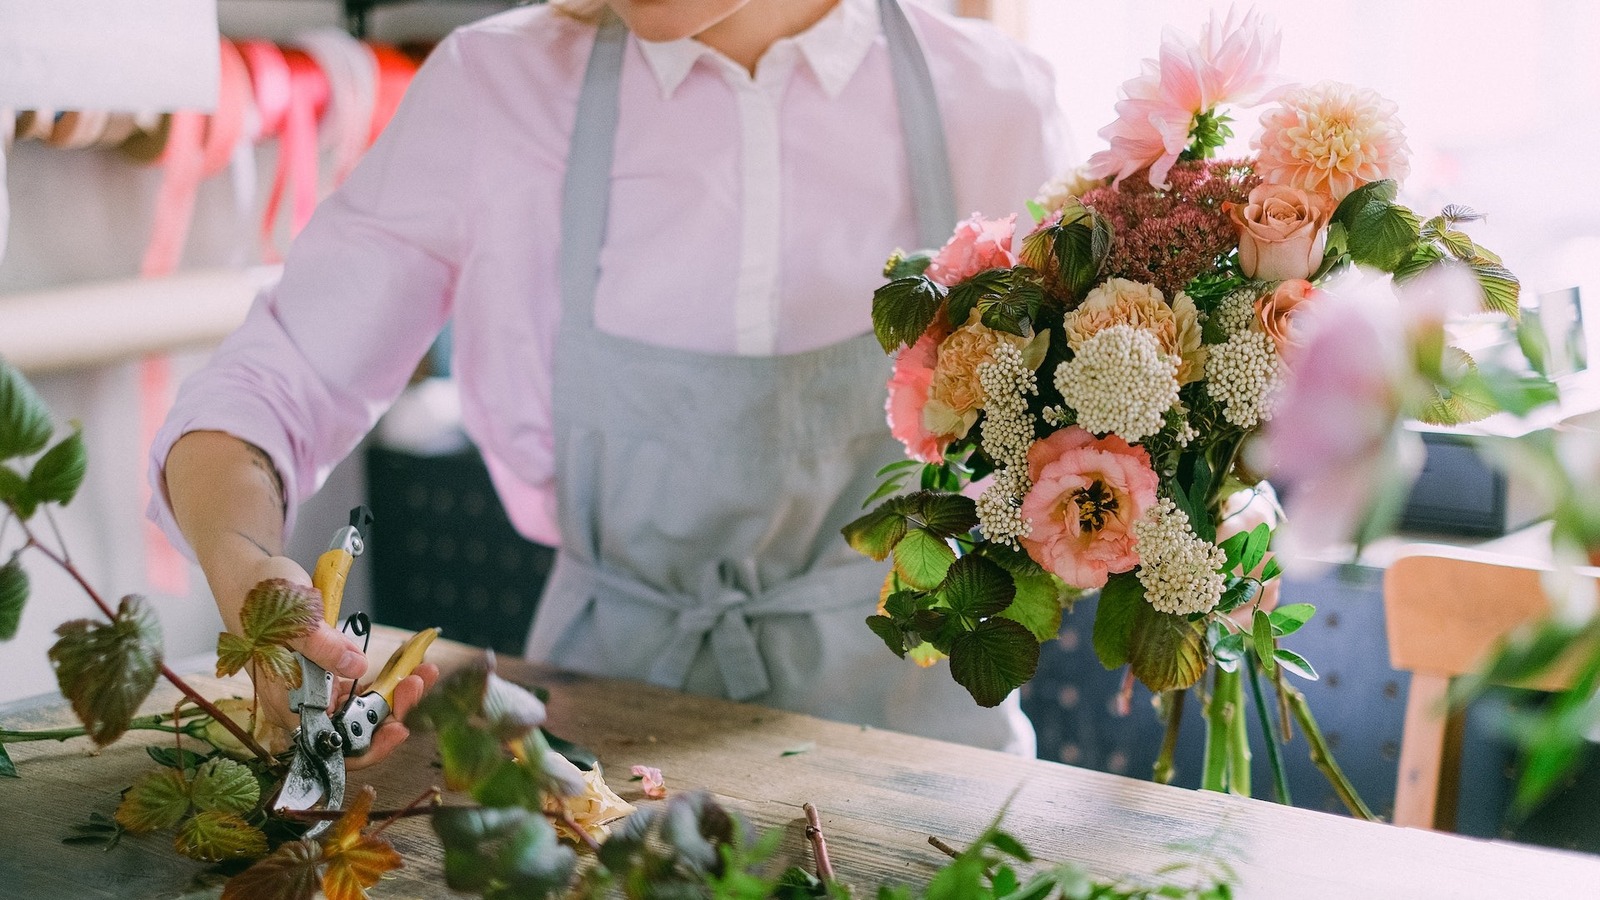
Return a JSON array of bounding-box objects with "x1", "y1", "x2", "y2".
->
[
  {"x1": 999, "y1": 571, "x2": 1067, "y2": 642},
  {"x1": 1260, "y1": 556, "x2": 1283, "y2": 583},
  {"x1": 190, "y1": 758, "x2": 260, "y2": 816},
  {"x1": 115, "y1": 768, "x2": 192, "y2": 832},
  {"x1": 1268, "y1": 603, "x2": 1315, "y2": 637},
  {"x1": 911, "y1": 491, "x2": 981, "y2": 538},
  {"x1": 0, "y1": 556, "x2": 28, "y2": 641},
  {"x1": 0, "y1": 742, "x2": 15, "y2": 778},
  {"x1": 438, "y1": 723, "x2": 506, "y2": 792},
  {"x1": 1439, "y1": 230, "x2": 1477, "y2": 262},
  {"x1": 948, "y1": 618, "x2": 1039, "y2": 708},
  {"x1": 1471, "y1": 259, "x2": 1521, "y2": 318},
  {"x1": 216, "y1": 579, "x2": 319, "y2": 685},
  {"x1": 894, "y1": 528, "x2": 957, "y2": 591},
  {"x1": 1252, "y1": 609, "x2": 1277, "y2": 676},
  {"x1": 436, "y1": 805, "x2": 575, "y2": 899},
  {"x1": 884, "y1": 250, "x2": 934, "y2": 280},
  {"x1": 1273, "y1": 648, "x2": 1319, "y2": 681},
  {"x1": 1211, "y1": 629, "x2": 1246, "y2": 674},
  {"x1": 938, "y1": 554, "x2": 1016, "y2": 627},
  {"x1": 1128, "y1": 604, "x2": 1209, "y2": 693},
  {"x1": 0, "y1": 361, "x2": 53, "y2": 460},
  {"x1": 841, "y1": 504, "x2": 910, "y2": 562},
  {"x1": 1091, "y1": 575, "x2": 1142, "y2": 669},
  {"x1": 872, "y1": 277, "x2": 945, "y2": 353},
  {"x1": 1215, "y1": 578, "x2": 1259, "y2": 615},
  {"x1": 27, "y1": 429, "x2": 86, "y2": 506},
  {"x1": 1239, "y1": 524, "x2": 1271, "y2": 575},
  {"x1": 1347, "y1": 197, "x2": 1421, "y2": 272},
  {"x1": 946, "y1": 268, "x2": 1011, "y2": 329},
  {"x1": 1215, "y1": 530, "x2": 1250, "y2": 576},
  {"x1": 48, "y1": 594, "x2": 163, "y2": 746},
  {"x1": 1392, "y1": 243, "x2": 1446, "y2": 285},
  {"x1": 1441, "y1": 204, "x2": 1484, "y2": 224},
  {"x1": 174, "y1": 809, "x2": 268, "y2": 862},
  {"x1": 1332, "y1": 178, "x2": 1399, "y2": 222},
  {"x1": 146, "y1": 744, "x2": 209, "y2": 772},
  {"x1": 866, "y1": 615, "x2": 908, "y2": 658},
  {"x1": 469, "y1": 758, "x2": 544, "y2": 808}
]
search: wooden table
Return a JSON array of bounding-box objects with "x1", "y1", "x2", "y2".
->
[{"x1": 3, "y1": 629, "x2": 1598, "y2": 899}]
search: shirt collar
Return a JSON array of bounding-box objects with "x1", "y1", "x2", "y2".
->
[{"x1": 634, "y1": 0, "x2": 880, "y2": 100}]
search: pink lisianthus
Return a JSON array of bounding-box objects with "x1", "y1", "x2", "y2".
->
[
  {"x1": 1086, "y1": 8, "x2": 1281, "y2": 189},
  {"x1": 1019, "y1": 427, "x2": 1159, "y2": 589},
  {"x1": 924, "y1": 213, "x2": 1018, "y2": 287},
  {"x1": 886, "y1": 323, "x2": 952, "y2": 463}
]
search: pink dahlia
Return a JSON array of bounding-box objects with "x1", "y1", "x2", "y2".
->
[
  {"x1": 924, "y1": 213, "x2": 1018, "y2": 287},
  {"x1": 1254, "y1": 81, "x2": 1412, "y2": 201},
  {"x1": 1086, "y1": 8, "x2": 1282, "y2": 190},
  {"x1": 1019, "y1": 427, "x2": 1159, "y2": 589}
]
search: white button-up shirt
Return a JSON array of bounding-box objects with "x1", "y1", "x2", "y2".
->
[{"x1": 150, "y1": 0, "x2": 1069, "y2": 547}]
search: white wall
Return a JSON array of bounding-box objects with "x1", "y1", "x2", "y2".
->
[{"x1": 0, "y1": 0, "x2": 502, "y2": 704}]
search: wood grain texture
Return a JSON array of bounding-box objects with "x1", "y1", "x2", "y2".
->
[
  {"x1": 3, "y1": 627, "x2": 1599, "y2": 899},
  {"x1": 1384, "y1": 544, "x2": 1593, "y2": 829}
]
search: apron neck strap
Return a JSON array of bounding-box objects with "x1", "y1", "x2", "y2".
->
[{"x1": 559, "y1": 0, "x2": 957, "y2": 321}]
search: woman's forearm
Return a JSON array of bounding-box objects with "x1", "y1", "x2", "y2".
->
[{"x1": 162, "y1": 430, "x2": 291, "y2": 631}]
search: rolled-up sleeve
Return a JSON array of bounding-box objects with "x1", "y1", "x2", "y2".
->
[{"x1": 148, "y1": 32, "x2": 480, "y2": 557}]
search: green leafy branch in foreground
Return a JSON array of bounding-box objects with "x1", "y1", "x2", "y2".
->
[{"x1": 0, "y1": 358, "x2": 274, "y2": 772}]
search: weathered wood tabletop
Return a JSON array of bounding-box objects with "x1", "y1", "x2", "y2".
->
[{"x1": 4, "y1": 628, "x2": 1599, "y2": 899}]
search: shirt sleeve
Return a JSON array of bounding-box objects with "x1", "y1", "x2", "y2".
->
[{"x1": 147, "y1": 32, "x2": 480, "y2": 558}]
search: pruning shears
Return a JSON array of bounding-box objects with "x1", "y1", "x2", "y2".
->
[{"x1": 275, "y1": 506, "x2": 439, "y2": 838}]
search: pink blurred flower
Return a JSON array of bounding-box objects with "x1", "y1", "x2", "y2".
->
[
  {"x1": 631, "y1": 765, "x2": 666, "y2": 799},
  {"x1": 1254, "y1": 81, "x2": 1411, "y2": 201},
  {"x1": 1020, "y1": 427, "x2": 1159, "y2": 589},
  {"x1": 1086, "y1": 8, "x2": 1282, "y2": 190},
  {"x1": 1251, "y1": 268, "x2": 1423, "y2": 557},
  {"x1": 886, "y1": 323, "x2": 951, "y2": 464},
  {"x1": 924, "y1": 213, "x2": 1018, "y2": 287}
]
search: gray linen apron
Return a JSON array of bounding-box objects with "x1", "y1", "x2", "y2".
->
[{"x1": 525, "y1": 0, "x2": 1033, "y2": 754}]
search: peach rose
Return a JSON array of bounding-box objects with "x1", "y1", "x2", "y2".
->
[
  {"x1": 1254, "y1": 279, "x2": 1317, "y2": 351},
  {"x1": 1020, "y1": 427, "x2": 1159, "y2": 589},
  {"x1": 925, "y1": 213, "x2": 1018, "y2": 287},
  {"x1": 1229, "y1": 185, "x2": 1330, "y2": 282}
]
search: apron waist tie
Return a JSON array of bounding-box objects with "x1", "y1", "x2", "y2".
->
[{"x1": 556, "y1": 554, "x2": 884, "y2": 701}]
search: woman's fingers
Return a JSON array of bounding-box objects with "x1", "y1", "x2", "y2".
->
[{"x1": 343, "y1": 665, "x2": 439, "y2": 771}]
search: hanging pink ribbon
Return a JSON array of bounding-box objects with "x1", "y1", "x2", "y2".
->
[{"x1": 258, "y1": 48, "x2": 329, "y2": 262}]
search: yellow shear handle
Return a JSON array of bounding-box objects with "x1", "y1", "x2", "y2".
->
[
  {"x1": 369, "y1": 628, "x2": 440, "y2": 707},
  {"x1": 312, "y1": 548, "x2": 355, "y2": 627}
]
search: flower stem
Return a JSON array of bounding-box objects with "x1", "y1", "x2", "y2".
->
[
  {"x1": 0, "y1": 713, "x2": 184, "y2": 743},
  {"x1": 1152, "y1": 689, "x2": 1185, "y2": 785},
  {"x1": 803, "y1": 802, "x2": 836, "y2": 883},
  {"x1": 18, "y1": 522, "x2": 277, "y2": 767},
  {"x1": 1245, "y1": 652, "x2": 1291, "y2": 805},
  {"x1": 928, "y1": 835, "x2": 961, "y2": 860},
  {"x1": 1283, "y1": 680, "x2": 1378, "y2": 821},
  {"x1": 1201, "y1": 669, "x2": 1236, "y2": 792},
  {"x1": 1227, "y1": 670, "x2": 1251, "y2": 796}
]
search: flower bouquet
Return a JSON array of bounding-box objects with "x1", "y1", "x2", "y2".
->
[{"x1": 845, "y1": 9, "x2": 1553, "y2": 807}]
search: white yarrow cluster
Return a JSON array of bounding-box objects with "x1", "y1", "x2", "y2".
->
[
  {"x1": 974, "y1": 342, "x2": 1038, "y2": 549},
  {"x1": 1212, "y1": 288, "x2": 1259, "y2": 336},
  {"x1": 976, "y1": 467, "x2": 1033, "y2": 548},
  {"x1": 1204, "y1": 329, "x2": 1282, "y2": 429},
  {"x1": 1133, "y1": 498, "x2": 1227, "y2": 616},
  {"x1": 976, "y1": 341, "x2": 1037, "y2": 470},
  {"x1": 1054, "y1": 324, "x2": 1179, "y2": 442}
]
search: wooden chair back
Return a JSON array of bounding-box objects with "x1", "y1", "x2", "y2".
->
[{"x1": 1384, "y1": 544, "x2": 1584, "y2": 830}]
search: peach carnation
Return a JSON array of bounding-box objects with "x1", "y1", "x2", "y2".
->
[
  {"x1": 1254, "y1": 81, "x2": 1411, "y2": 201},
  {"x1": 1019, "y1": 427, "x2": 1159, "y2": 589},
  {"x1": 923, "y1": 317, "x2": 1049, "y2": 446},
  {"x1": 1064, "y1": 277, "x2": 1206, "y2": 384}
]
